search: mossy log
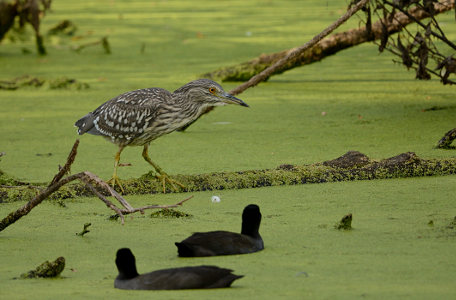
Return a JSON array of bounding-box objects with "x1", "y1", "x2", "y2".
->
[
  {"x1": 202, "y1": 1, "x2": 455, "y2": 82},
  {"x1": 20, "y1": 257, "x2": 65, "y2": 279},
  {"x1": 1, "y1": 151, "x2": 456, "y2": 203}
]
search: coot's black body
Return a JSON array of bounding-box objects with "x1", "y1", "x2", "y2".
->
[
  {"x1": 175, "y1": 204, "x2": 263, "y2": 257},
  {"x1": 114, "y1": 248, "x2": 243, "y2": 290}
]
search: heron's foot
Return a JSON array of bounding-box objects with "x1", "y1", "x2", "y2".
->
[
  {"x1": 155, "y1": 172, "x2": 186, "y2": 193},
  {"x1": 107, "y1": 175, "x2": 125, "y2": 193}
]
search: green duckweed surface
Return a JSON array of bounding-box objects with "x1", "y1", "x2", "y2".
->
[
  {"x1": 1, "y1": 0, "x2": 455, "y2": 299},
  {"x1": 1, "y1": 177, "x2": 456, "y2": 299}
]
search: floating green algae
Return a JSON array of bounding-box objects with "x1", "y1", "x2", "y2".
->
[
  {"x1": 1, "y1": 177, "x2": 456, "y2": 298},
  {"x1": 150, "y1": 208, "x2": 192, "y2": 218}
]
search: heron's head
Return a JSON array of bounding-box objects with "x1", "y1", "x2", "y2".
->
[{"x1": 173, "y1": 79, "x2": 249, "y2": 108}]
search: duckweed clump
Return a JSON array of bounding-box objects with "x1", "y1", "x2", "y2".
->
[
  {"x1": 336, "y1": 213, "x2": 353, "y2": 230},
  {"x1": 446, "y1": 216, "x2": 456, "y2": 229},
  {"x1": 20, "y1": 257, "x2": 65, "y2": 279},
  {"x1": 150, "y1": 208, "x2": 192, "y2": 218}
]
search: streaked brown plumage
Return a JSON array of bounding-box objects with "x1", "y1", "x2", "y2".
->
[{"x1": 75, "y1": 79, "x2": 248, "y2": 192}]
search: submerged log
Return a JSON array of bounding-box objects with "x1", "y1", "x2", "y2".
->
[{"x1": 1, "y1": 151, "x2": 456, "y2": 203}]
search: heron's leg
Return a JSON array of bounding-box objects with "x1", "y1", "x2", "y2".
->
[
  {"x1": 107, "y1": 145, "x2": 125, "y2": 193},
  {"x1": 142, "y1": 144, "x2": 185, "y2": 193}
]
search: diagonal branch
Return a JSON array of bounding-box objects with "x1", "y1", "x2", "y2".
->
[
  {"x1": 201, "y1": 0, "x2": 454, "y2": 85},
  {"x1": 228, "y1": 0, "x2": 369, "y2": 95},
  {"x1": 49, "y1": 139, "x2": 79, "y2": 186},
  {"x1": 83, "y1": 181, "x2": 126, "y2": 224},
  {"x1": 0, "y1": 140, "x2": 193, "y2": 232},
  {"x1": 81, "y1": 171, "x2": 134, "y2": 211},
  {"x1": 119, "y1": 195, "x2": 194, "y2": 216}
]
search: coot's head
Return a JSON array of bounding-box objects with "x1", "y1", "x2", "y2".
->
[
  {"x1": 241, "y1": 204, "x2": 262, "y2": 237},
  {"x1": 115, "y1": 248, "x2": 139, "y2": 280}
]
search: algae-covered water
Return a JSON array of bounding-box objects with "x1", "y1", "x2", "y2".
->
[
  {"x1": 1, "y1": 177, "x2": 456, "y2": 299},
  {"x1": 1, "y1": 0, "x2": 456, "y2": 298}
]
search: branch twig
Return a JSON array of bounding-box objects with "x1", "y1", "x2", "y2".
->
[
  {"x1": 119, "y1": 195, "x2": 194, "y2": 216},
  {"x1": 49, "y1": 139, "x2": 79, "y2": 186},
  {"x1": 83, "y1": 181, "x2": 126, "y2": 224},
  {"x1": 0, "y1": 140, "x2": 193, "y2": 232}
]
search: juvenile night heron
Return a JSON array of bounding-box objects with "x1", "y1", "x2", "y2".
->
[{"x1": 75, "y1": 79, "x2": 248, "y2": 192}]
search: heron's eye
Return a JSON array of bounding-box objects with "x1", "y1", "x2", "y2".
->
[{"x1": 209, "y1": 87, "x2": 216, "y2": 94}]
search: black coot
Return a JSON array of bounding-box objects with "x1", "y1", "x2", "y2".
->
[
  {"x1": 114, "y1": 248, "x2": 243, "y2": 290},
  {"x1": 175, "y1": 204, "x2": 264, "y2": 257}
]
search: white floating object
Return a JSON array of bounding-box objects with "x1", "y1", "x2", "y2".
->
[{"x1": 211, "y1": 196, "x2": 221, "y2": 203}]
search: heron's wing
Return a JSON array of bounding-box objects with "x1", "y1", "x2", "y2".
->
[{"x1": 79, "y1": 88, "x2": 170, "y2": 143}]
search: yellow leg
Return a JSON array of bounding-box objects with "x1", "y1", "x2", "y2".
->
[
  {"x1": 107, "y1": 145, "x2": 125, "y2": 193},
  {"x1": 142, "y1": 144, "x2": 185, "y2": 193}
]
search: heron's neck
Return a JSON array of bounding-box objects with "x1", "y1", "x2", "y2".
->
[{"x1": 171, "y1": 93, "x2": 212, "y2": 118}]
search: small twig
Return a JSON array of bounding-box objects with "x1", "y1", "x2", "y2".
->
[
  {"x1": 49, "y1": 140, "x2": 79, "y2": 186},
  {"x1": 383, "y1": 0, "x2": 456, "y2": 50},
  {"x1": 80, "y1": 171, "x2": 134, "y2": 211},
  {"x1": 83, "y1": 181, "x2": 126, "y2": 224},
  {"x1": 76, "y1": 223, "x2": 91, "y2": 236},
  {"x1": 72, "y1": 36, "x2": 111, "y2": 54},
  {"x1": 119, "y1": 195, "x2": 194, "y2": 215}
]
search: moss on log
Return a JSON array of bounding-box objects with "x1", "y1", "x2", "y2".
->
[
  {"x1": 1, "y1": 151, "x2": 455, "y2": 202},
  {"x1": 20, "y1": 257, "x2": 65, "y2": 279}
]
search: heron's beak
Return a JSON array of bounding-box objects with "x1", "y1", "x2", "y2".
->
[{"x1": 221, "y1": 93, "x2": 249, "y2": 107}]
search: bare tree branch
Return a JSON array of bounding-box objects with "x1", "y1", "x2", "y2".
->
[
  {"x1": 201, "y1": 0, "x2": 454, "y2": 85},
  {"x1": 0, "y1": 140, "x2": 193, "y2": 231},
  {"x1": 120, "y1": 195, "x2": 193, "y2": 216},
  {"x1": 49, "y1": 139, "x2": 79, "y2": 186},
  {"x1": 83, "y1": 181, "x2": 126, "y2": 224},
  {"x1": 228, "y1": 0, "x2": 369, "y2": 95}
]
